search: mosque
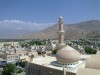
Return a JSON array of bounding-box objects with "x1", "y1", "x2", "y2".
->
[{"x1": 26, "y1": 16, "x2": 100, "y2": 75}]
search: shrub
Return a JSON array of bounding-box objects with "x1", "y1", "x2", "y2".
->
[
  {"x1": 2, "y1": 63, "x2": 16, "y2": 75},
  {"x1": 19, "y1": 62, "x2": 25, "y2": 68},
  {"x1": 52, "y1": 49, "x2": 57, "y2": 54},
  {"x1": 85, "y1": 47, "x2": 97, "y2": 54},
  {"x1": 17, "y1": 69, "x2": 23, "y2": 73}
]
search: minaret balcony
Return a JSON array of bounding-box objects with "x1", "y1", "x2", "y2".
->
[{"x1": 58, "y1": 30, "x2": 65, "y2": 34}]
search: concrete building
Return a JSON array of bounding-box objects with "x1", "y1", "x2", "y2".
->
[
  {"x1": 0, "y1": 54, "x2": 19, "y2": 63},
  {"x1": 0, "y1": 58, "x2": 6, "y2": 67},
  {"x1": 46, "y1": 40, "x2": 56, "y2": 50}
]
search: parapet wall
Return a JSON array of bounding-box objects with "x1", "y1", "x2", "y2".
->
[{"x1": 25, "y1": 62, "x2": 75, "y2": 75}]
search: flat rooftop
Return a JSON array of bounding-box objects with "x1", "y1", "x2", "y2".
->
[{"x1": 31, "y1": 55, "x2": 91, "y2": 73}]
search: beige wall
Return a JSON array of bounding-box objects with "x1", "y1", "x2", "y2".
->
[
  {"x1": 77, "y1": 68, "x2": 100, "y2": 75},
  {"x1": 85, "y1": 58, "x2": 100, "y2": 70},
  {"x1": 96, "y1": 51, "x2": 100, "y2": 55},
  {"x1": 91, "y1": 55, "x2": 100, "y2": 58}
]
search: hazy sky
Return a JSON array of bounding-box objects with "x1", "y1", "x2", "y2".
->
[{"x1": 0, "y1": 0, "x2": 100, "y2": 24}]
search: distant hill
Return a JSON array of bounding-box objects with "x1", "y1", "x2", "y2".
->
[
  {"x1": 0, "y1": 20, "x2": 51, "y2": 39},
  {"x1": 0, "y1": 29, "x2": 33, "y2": 39},
  {"x1": 18, "y1": 20, "x2": 100, "y2": 39}
]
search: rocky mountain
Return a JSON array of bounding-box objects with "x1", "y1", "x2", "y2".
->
[{"x1": 19, "y1": 20, "x2": 100, "y2": 39}]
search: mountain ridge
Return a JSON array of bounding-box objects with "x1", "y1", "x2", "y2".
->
[{"x1": 18, "y1": 20, "x2": 100, "y2": 39}]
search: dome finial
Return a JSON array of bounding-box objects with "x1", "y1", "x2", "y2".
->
[{"x1": 59, "y1": 16, "x2": 63, "y2": 20}]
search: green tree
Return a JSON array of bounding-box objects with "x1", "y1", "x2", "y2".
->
[
  {"x1": 85, "y1": 47, "x2": 97, "y2": 54},
  {"x1": 2, "y1": 63, "x2": 16, "y2": 75},
  {"x1": 18, "y1": 62, "x2": 25, "y2": 68},
  {"x1": 52, "y1": 49, "x2": 57, "y2": 54},
  {"x1": 17, "y1": 68, "x2": 23, "y2": 73}
]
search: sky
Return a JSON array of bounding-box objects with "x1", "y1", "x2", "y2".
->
[{"x1": 0, "y1": 0, "x2": 100, "y2": 31}]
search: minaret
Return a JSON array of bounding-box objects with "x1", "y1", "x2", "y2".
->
[{"x1": 58, "y1": 16, "x2": 65, "y2": 48}]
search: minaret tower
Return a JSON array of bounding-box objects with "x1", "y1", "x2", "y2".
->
[{"x1": 58, "y1": 16, "x2": 65, "y2": 48}]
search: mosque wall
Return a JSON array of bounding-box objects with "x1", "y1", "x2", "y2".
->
[
  {"x1": 85, "y1": 58, "x2": 100, "y2": 70},
  {"x1": 25, "y1": 62, "x2": 75, "y2": 75}
]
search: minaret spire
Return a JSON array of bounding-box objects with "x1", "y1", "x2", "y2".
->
[{"x1": 58, "y1": 16, "x2": 65, "y2": 47}]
